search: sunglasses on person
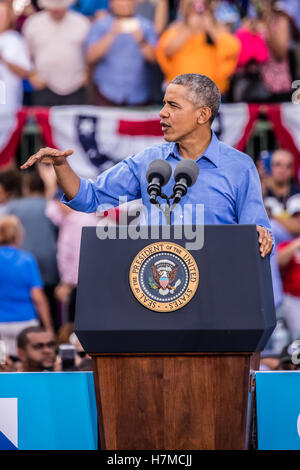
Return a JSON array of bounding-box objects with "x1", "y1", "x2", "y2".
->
[{"x1": 30, "y1": 341, "x2": 56, "y2": 351}]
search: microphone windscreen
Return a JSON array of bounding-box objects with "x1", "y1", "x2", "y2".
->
[
  {"x1": 174, "y1": 160, "x2": 199, "y2": 187},
  {"x1": 146, "y1": 159, "x2": 172, "y2": 186}
]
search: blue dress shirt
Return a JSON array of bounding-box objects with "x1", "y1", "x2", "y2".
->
[
  {"x1": 63, "y1": 132, "x2": 272, "y2": 233},
  {"x1": 85, "y1": 14, "x2": 158, "y2": 104}
]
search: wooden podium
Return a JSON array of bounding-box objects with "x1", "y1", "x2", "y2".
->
[{"x1": 75, "y1": 226, "x2": 275, "y2": 450}]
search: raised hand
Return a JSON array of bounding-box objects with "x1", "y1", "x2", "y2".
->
[{"x1": 20, "y1": 147, "x2": 74, "y2": 170}]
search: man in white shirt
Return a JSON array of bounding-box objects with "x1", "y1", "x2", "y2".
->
[
  {"x1": 0, "y1": 1, "x2": 31, "y2": 110},
  {"x1": 23, "y1": 0, "x2": 90, "y2": 106}
]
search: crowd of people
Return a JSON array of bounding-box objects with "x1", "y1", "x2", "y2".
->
[
  {"x1": 0, "y1": 0, "x2": 299, "y2": 108},
  {"x1": 1, "y1": 0, "x2": 300, "y2": 373}
]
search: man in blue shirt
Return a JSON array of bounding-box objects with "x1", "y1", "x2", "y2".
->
[
  {"x1": 21, "y1": 73, "x2": 273, "y2": 257},
  {"x1": 85, "y1": 0, "x2": 157, "y2": 105}
]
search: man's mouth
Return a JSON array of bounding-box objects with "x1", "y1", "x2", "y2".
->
[{"x1": 160, "y1": 122, "x2": 171, "y2": 131}]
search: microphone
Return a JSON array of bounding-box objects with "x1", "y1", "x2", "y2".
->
[
  {"x1": 172, "y1": 160, "x2": 199, "y2": 205},
  {"x1": 146, "y1": 159, "x2": 172, "y2": 204}
]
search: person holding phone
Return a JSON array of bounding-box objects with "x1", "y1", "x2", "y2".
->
[
  {"x1": 85, "y1": 0, "x2": 158, "y2": 106},
  {"x1": 156, "y1": 0, "x2": 240, "y2": 95}
]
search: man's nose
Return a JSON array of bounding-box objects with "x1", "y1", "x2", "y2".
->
[{"x1": 159, "y1": 105, "x2": 169, "y2": 119}]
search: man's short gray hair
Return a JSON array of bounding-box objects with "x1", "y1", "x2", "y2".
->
[{"x1": 171, "y1": 74, "x2": 221, "y2": 122}]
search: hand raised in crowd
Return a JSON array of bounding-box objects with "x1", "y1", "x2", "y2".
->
[
  {"x1": 28, "y1": 73, "x2": 47, "y2": 91},
  {"x1": 54, "y1": 283, "x2": 73, "y2": 304},
  {"x1": 94, "y1": 9, "x2": 109, "y2": 21},
  {"x1": 131, "y1": 26, "x2": 145, "y2": 45},
  {"x1": 37, "y1": 162, "x2": 58, "y2": 199},
  {"x1": 111, "y1": 18, "x2": 123, "y2": 37},
  {"x1": 186, "y1": 10, "x2": 205, "y2": 33},
  {"x1": 20, "y1": 147, "x2": 74, "y2": 170},
  {"x1": 256, "y1": 225, "x2": 273, "y2": 258},
  {"x1": 291, "y1": 238, "x2": 300, "y2": 250},
  {"x1": 201, "y1": 11, "x2": 216, "y2": 34},
  {"x1": 261, "y1": 0, "x2": 273, "y2": 23},
  {"x1": 0, "y1": 356, "x2": 16, "y2": 373}
]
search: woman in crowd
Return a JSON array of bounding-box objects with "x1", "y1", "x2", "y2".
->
[
  {"x1": 229, "y1": 0, "x2": 294, "y2": 101},
  {"x1": 156, "y1": 0, "x2": 241, "y2": 95},
  {"x1": 0, "y1": 215, "x2": 53, "y2": 358},
  {"x1": 0, "y1": 0, "x2": 31, "y2": 109},
  {"x1": 258, "y1": 0, "x2": 293, "y2": 102}
]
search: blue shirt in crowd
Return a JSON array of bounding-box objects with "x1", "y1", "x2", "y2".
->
[
  {"x1": 85, "y1": 14, "x2": 158, "y2": 104},
  {"x1": 0, "y1": 246, "x2": 43, "y2": 323},
  {"x1": 72, "y1": 0, "x2": 108, "y2": 16},
  {"x1": 63, "y1": 132, "x2": 272, "y2": 231}
]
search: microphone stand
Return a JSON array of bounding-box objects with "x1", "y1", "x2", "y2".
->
[
  {"x1": 148, "y1": 159, "x2": 198, "y2": 227},
  {"x1": 151, "y1": 192, "x2": 172, "y2": 226}
]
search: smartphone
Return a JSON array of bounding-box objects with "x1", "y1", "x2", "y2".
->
[
  {"x1": 59, "y1": 344, "x2": 76, "y2": 371},
  {"x1": 119, "y1": 18, "x2": 140, "y2": 33},
  {"x1": 259, "y1": 150, "x2": 273, "y2": 176}
]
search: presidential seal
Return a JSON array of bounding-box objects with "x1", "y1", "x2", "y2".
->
[{"x1": 129, "y1": 242, "x2": 199, "y2": 312}]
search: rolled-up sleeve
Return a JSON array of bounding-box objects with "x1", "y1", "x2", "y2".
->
[{"x1": 62, "y1": 157, "x2": 141, "y2": 213}]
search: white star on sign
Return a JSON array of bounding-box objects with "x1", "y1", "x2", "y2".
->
[{"x1": 79, "y1": 119, "x2": 95, "y2": 136}]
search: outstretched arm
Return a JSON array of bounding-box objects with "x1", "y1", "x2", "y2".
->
[{"x1": 21, "y1": 147, "x2": 142, "y2": 213}]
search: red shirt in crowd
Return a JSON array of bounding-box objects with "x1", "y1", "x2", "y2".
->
[{"x1": 278, "y1": 241, "x2": 300, "y2": 298}]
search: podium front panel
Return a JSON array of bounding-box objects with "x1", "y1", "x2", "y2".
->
[{"x1": 75, "y1": 225, "x2": 276, "y2": 353}]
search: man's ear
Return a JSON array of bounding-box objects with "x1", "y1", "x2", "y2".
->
[
  {"x1": 17, "y1": 348, "x2": 26, "y2": 362},
  {"x1": 196, "y1": 106, "x2": 212, "y2": 125}
]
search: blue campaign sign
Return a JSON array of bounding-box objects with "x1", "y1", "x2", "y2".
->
[
  {"x1": 0, "y1": 372, "x2": 97, "y2": 450},
  {"x1": 256, "y1": 371, "x2": 300, "y2": 450}
]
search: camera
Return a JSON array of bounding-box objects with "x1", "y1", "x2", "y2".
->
[{"x1": 59, "y1": 344, "x2": 76, "y2": 371}]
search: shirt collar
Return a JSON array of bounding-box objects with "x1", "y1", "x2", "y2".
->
[{"x1": 166, "y1": 131, "x2": 220, "y2": 168}]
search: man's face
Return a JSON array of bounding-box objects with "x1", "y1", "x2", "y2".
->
[
  {"x1": 159, "y1": 84, "x2": 203, "y2": 143},
  {"x1": 110, "y1": 0, "x2": 135, "y2": 17},
  {"x1": 48, "y1": 8, "x2": 68, "y2": 21},
  {"x1": 19, "y1": 332, "x2": 56, "y2": 371},
  {"x1": 271, "y1": 150, "x2": 294, "y2": 185}
]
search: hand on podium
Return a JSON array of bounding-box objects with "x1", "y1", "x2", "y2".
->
[{"x1": 256, "y1": 225, "x2": 273, "y2": 258}]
